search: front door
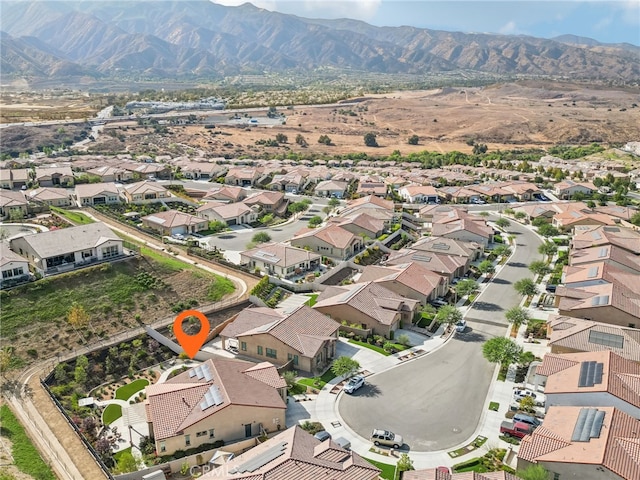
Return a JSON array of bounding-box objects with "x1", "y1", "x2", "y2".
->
[{"x1": 245, "y1": 424, "x2": 252, "y2": 437}]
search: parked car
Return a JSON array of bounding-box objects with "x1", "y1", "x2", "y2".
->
[
  {"x1": 371, "y1": 429, "x2": 403, "y2": 449},
  {"x1": 546, "y1": 284, "x2": 557, "y2": 293},
  {"x1": 500, "y1": 421, "x2": 534, "y2": 439},
  {"x1": 514, "y1": 389, "x2": 544, "y2": 406},
  {"x1": 513, "y1": 413, "x2": 542, "y2": 427},
  {"x1": 314, "y1": 431, "x2": 331, "y2": 442},
  {"x1": 343, "y1": 375, "x2": 365, "y2": 394},
  {"x1": 455, "y1": 319, "x2": 467, "y2": 333}
]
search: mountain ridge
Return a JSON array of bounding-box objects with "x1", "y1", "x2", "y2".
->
[{"x1": 1, "y1": 1, "x2": 638, "y2": 82}]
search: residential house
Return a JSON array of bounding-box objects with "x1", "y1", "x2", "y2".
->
[
  {"x1": 142, "y1": 210, "x2": 208, "y2": 236},
  {"x1": 340, "y1": 195, "x2": 396, "y2": 226},
  {"x1": 0, "y1": 190, "x2": 28, "y2": 220},
  {"x1": 536, "y1": 351, "x2": 640, "y2": 418},
  {"x1": 203, "y1": 186, "x2": 247, "y2": 203},
  {"x1": 86, "y1": 166, "x2": 134, "y2": 183},
  {"x1": 513, "y1": 204, "x2": 557, "y2": 224},
  {"x1": 175, "y1": 161, "x2": 226, "y2": 180},
  {"x1": 315, "y1": 179, "x2": 348, "y2": 198},
  {"x1": 290, "y1": 224, "x2": 364, "y2": 260},
  {"x1": 554, "y1": 180, "x2": 597, "y2": 200},
  {"x1": 0, "y1": 169, "x2": 30, "y2": 189},
  {"x1": 398, "y1": 184, "x2": 439, "y2": 204},
  {"x1": 431, "y1": 218, "x2": 494, "y2": 247},
  {"x1": 355, "y1": 176, "x2": 387, "y2": 197},
  {"x1": 202, "y1": 425, "x2": 381, "y2": 480},
  {"x1": 569, "y1": 244, "x2": 640, "y2": 275},
  {"x1": 27, "y1": 187, "x2": 73, "y2": 207},
  {"x1": 552, "y1": 209, "x2": 617, "y2": 232},
  {"x1": 196, "y1": 202, "x2": 258, "y2": 225},
  {"x1": 121, "y1": 162, "x2": 171, "y2": 180},
  {"x1": 314, "y1": 281, "x2": 419, "y2": 337},
  {"x1": 517, "y1": 406, "x2": 640, "y2": 480},
  {"x1": 243, "y1": 191, "x2": 287, "y2": 215},
  {"x1": 122, "y1": 181, "x2": 171, "y2": 204},
  {"x1": 332, "y1": 212, "x2": 386, "y2": 239},
  {"x1": 502, "y1": 181, "x2": 540, "y2": 201},
  {"x1": 269, "y1": 171, "x2": 305, "y2": 193},
  {"x1": 385, "y1": 248, "x2": 468, "y2": 282},
  {"x1": 0, "y1": 245, "x2": 30, "y2": 288},
  {"x1": 240, "y1": 243, "x2": 321, "y2": 278},
  {"x1": 35, "y1": 166, "x2": 74, "y2": 187},
  {"x1": 547, "y1": 315, "x2": 640, "y2": 363},
  {"x1": 404, "y1": 470, "x2": 517, "y2": 480},
  {"x1": 9, "y1": 222, "x2": 124, "y2": 275},
  {"x1": 145, "y1": 359, "x2": 286, "y2": 456},
  {"x1": 467, "y1": 184, "x2": 514, "y2": 203},
  {"x1": 357, "y1": 262, "x2": 448, "y2": 304},
  {"x1": 571, "y1": 225, "x2": 640, "y2": 252},
  {"x1": 436, "y1": 186, "x2": 478, "y2": 204},
  {"x1": 411, "y1": 236, "x2": 484, "y2": 263},
  {"x1": 224, "y1": 167, "x2": 263, "y2": 187},
  {"x1": 220, "y1": 305, "x2": 339, "y2": 375},
  {"x1": 74, "y1": 183, "x2": 122, "y2": 207}
]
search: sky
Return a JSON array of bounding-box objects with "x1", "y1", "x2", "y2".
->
[{"x1": 212, "y1": 1, "x2": 640, "y2": 45}]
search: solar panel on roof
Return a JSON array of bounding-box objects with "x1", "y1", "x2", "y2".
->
[
  {"x1": 588, "y1": 330, "x2": 624, "y2": 349},
  {"x1": 587, "y1": 266, "x2": 599, "y2": 278},
  {"x1": 578, "y1": 361, "x2": 604, "y2": 387},
  {"x1": 412, "y1": 254, "x2": 432, "y2": 262},
  {"x1": 432, "y1": 243, "x2": 451, "y2": 250},
  {"x1": 571, "y1": 408, "x2": 605, "y2": 442},
  {"x1": 598, "y1": 247, "x2": 608, "y2": 258},
  {"x1": 591, "y1": 231, "x2": 602, "y2": 240},
  {"x1": 231, "y1": 441, "x2": 289, "y2": 473}
]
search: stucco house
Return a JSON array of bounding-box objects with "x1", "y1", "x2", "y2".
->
[
  {"x1": 145, "y1": 359, "x2": 286, "y2": 456},
  {"x1": 220, "y1": 305, "x2": 339, "y2": 375},
  {"x1": 0, "y1": 245, "x2": 30, "y2": 288},
  {"x1": 517, "y1": 406, "x2": 640, "y2": 480},
  {"x1": 431, "y1": 218, "x2": 494, "y2": 247},
  {"x1": 0, "y1": 169, "x2": 30, "y2": 190},
  {"x1": 196, "y1": 202, "x2": 259, "y2": 225},
  {"x1": 290, "y1": 224, "x2": 364, "y2": 260},
  {"x1": 554, "y1": 180, "x2": 597, "y2": 200},
  {"x1": 122, "y1": 181, "x2": 171, "y2": 204},
  {"x1": 86, "y1": 166, "x2": 134, "y2": 183},
  {"x1": 240, "y1": 242, "x2": 321, "y2": 278},
  {"x1": 314, "y1": 281, "x2": 419, "y2": 337},
  {"x1": 243, "y1": 190, "x2": 287, "y2": 215},
  {"x1": 224, "y1": 167, "x2": 263, "y2": 187},
  {"x1": 315, "y1": 179, "x2": 348, "y2": 198},
  {"x1": 536, "y1": 351, "x2": 640, "y2": 418},
  {"x1": 9, "y1": 222, "x2": 124, "y2": 275},
  {"x1": 35, "y1": 166, "x2": 74, "y2": 187},
  {"x1": 26, "y1": 187, "x2": 73, "y2": 207},
  {"x1": 202, "y1": 425, "x2": 381, "y2": 480},
  {"x1": 0, "y1": 190, "x2": 29, "y2": 220},
  {"x1": 398, "y1": 184, "x2": 439, "y2": 204},
  {"x1": 74, "y1": 183, "x2": 122, "y2": 207},
  {"x1": 142, "y1": 210, "x2": 208, "y2": 236}
]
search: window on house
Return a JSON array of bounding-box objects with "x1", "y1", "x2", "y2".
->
[
  {"x1": 266, "y1": 348, "x2": 277, "y2": 359},
  {"x1": 553, "y1": 474, "x2": 560, "y2": 480},
  {"x1": 287, "y1": 353, "x2": 299, "y2": 365},
  {"x1": 241, "y1": 342, "x2": 247, "y2": 351},
  {"x1": 159, "y1": 441, "x2": 166, "y2": 452},
  {"x1": 257, "y1": 346, "x2": 263, "y2": 355},
  {"x1": 196, "y1": 431, "x2": 207, "y2": 437},
  {"x1": 185, "y1": 434, "x2": 191, "y2": 446},
  {"x1": 209, "y1": 429, "x2": 215, "y2": 439},
  {"x1": 13, "y1": 267, "x2": 23, "y2": 276},
  {"x1": 101, "y1": 245, "x2": 119, "y2": 258}
]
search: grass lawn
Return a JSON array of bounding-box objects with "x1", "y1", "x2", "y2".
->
[
  {"x1": 349, "y1": 339, "x2": 390, "y2": 356},
  {"x1": 298, "y1": 368, "x2": 338, "y2": 389},
  {"x1": 364, "y1": 458, "x2": 397, "y2": 480},
  {"x1": 140, "y1": 245, "x2": 194, "y2": 272},
  {"x1": 103, "y1": 404, "x2": 123, "y2": 425},
  {"x1": 305, "y1": 293, "x2": 319, "y2": 306},
  {"x1": 115, "y1": 379, "x2": 149, "y2": 400},
  {"x1": 0, "y1": 405, "x2": 57, "y2": 480},
  {"x1": 207, "y1": 275, "x2": 235, "y2": 302},
  {"x1": 50, "y1": 206, "x2": 95, "y2": 225},
  {"x1": 112, "y1": 446, "x2": 132, "y2": 462}
]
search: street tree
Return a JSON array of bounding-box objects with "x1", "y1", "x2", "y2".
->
[
  {"x1": 252, "y1": 232, "x2": 271, "y2": 244},
  {"x1": 538, "y1": 242, "x2": 557, "y2": 258},
  {"x1": 435, "y1": 305, "x2": 463, "y2": 326},
  {"x1": 537, "y1": 223, "x2": 560, "y2": 237},
  {"x1": 505, "y1": 306, "x2": 531, "y2": 332},
  {"x1": 528, "y1": 260, "x2": 550, "y2": 277},
  {"x1": 477, "y1": 260, "x2": 496, "y2": 275},
  {"x1": 492, "y1": 244, "x2": 511, "y2": 258},
  {"x1": 328, "y1": 197, "x2": 340, "y2": 208},
  {"x1": 514, "y1": 211, "x2": 527, "y2": 220},
  {"x1": 331, "y1": 356, "x2": 360, "y2": 378},
  {"x1": 308, "y1": 215, "x2": 323, "y2": 227},
  {"x1": 514, "y1": 278, "x2": 538, "y2": 297},
  {"x1": 363, "y1": 132, "x2": 378, "y2": 147},
  {"x1": 482, "y1": 337, "x2": 522, "y2": 367},
  {"x1": 496, "y1": 218, "x2": 510, "y2": 229},
  {"x1": 455, "y1": 279, "x2": 479, "y2": 299},
  {"x1": 517, "y1": 464, "x2": 549, "y2": 480},
  {"x1": 397, "y1": 453, "x2": 414, "y2": 473}
]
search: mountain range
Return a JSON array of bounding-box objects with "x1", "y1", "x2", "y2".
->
[{"x1": 1, "y1": 1, "x2": 639, "y2": 82}]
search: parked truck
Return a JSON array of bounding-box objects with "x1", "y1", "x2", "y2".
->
[{"x1": 500, "y1": 421, "x2": 534, "y2": 439}]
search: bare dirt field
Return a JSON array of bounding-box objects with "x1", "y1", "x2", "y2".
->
[{"x1": 89, "y1": 81, "x2": 640, "y2": 158}]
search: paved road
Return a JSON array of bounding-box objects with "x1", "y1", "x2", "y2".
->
[{"x1": 338, "y1": 218, "x2": 543, "y2": 451}]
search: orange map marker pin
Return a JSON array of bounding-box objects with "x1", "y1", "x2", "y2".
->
[{"x1": 173, "y1": 310, "x2": 210, "y2": 359}]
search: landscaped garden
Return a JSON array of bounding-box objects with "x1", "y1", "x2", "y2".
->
[
  {"x1": 50, "y1": 206, "x2": 95, "y2": 225},
  {"x1": 102, "y1": 404, "x2": 122, "y2": 425}
]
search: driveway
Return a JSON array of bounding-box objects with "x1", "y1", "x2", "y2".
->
[{"x1": 337, "y1": 218, "x2": 543, "y2": 451}]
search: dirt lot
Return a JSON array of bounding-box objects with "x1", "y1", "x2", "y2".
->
[{"x1": 87, "y1": 81, "x2": 640, "y2": 158}]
